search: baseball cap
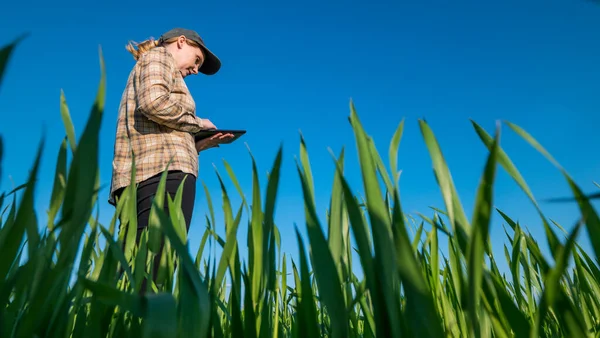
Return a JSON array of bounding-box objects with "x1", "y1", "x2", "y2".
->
[{"x1": 158, "y1": 27, "x2": 221, "y2": 75}]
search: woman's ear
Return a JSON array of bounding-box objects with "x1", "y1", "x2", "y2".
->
[{"x1": 177, "y1": 35, "x2": 186, "y2": 48}]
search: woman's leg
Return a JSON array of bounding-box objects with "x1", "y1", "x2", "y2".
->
[
  {"x1": 135, "y1": 170, "x2": 196, "y2": 241},
  {"x1": 135, "y1": 170, "x2": 196, "y2": 291},
  {"x1": 118, "y1": 170, "x2": 196, "y2": 292}
]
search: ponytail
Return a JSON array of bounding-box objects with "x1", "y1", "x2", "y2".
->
[{"x1": 125, "y1": 38, "x2": 160, "y2": 60}]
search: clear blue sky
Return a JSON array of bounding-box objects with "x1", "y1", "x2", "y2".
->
[{"x1": 1, "y1": 0, "x2": 599, "y2": 278}]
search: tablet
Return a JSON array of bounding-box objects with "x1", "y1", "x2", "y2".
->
[{"x1": 194, "y1": 129, "x2": 246, "y2": 144}]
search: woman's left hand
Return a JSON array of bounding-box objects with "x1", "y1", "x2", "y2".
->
[{"x1": 195, "y1": 132, "x2": 235, "y2": 153}]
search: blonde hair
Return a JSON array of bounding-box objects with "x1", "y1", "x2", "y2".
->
[{"x1": 126, "y1": 37, "x2": 201, "y2": 61}]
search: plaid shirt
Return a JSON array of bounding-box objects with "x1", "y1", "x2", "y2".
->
[{"x1": 109, "y1": 46, "x2": 205, "y2": 205}]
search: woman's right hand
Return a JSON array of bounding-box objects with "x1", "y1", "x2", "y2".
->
[{"x1": 195, "y1": 132, "x2": 235, "y2": 153}]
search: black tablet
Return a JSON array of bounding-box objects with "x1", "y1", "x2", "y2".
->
[{"x1": 194, "y1": 129, "x2": 246, "y2": 144}]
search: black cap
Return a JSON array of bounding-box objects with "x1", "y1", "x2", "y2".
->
[{"x1": 158, "y1": 28, "x2": 221, "y2": 75}]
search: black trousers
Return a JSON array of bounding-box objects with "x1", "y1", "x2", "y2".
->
[{"x1": 115, "y1": 170, "x2": 196, "y2": 292}]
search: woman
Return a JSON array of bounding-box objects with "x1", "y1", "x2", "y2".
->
[{"x1": 109, "y1": 27, "x2": 233, "y2": 289}]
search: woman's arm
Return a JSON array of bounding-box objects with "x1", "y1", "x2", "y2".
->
[{"x1": 136, "y1": 49, "x2": 204, "y2": 133}]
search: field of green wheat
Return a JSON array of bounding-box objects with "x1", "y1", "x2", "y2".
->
[{"x1": 1, "y1": 35, "x2": 600, "y2": 338}]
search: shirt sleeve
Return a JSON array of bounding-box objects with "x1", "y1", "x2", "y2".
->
[{"x1": 135, "y1": 49, "x2": 204, "y2": 133}]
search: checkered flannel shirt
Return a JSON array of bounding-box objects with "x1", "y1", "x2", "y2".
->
[{"x1": 109, "y1": 46, "x2": 205, "y2": 205}]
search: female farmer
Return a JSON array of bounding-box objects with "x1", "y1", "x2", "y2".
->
[{"x1": 109, "y1": 28, "x2": 232, "y2": 288}]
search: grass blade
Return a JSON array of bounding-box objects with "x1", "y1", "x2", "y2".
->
[
  {"x1": 327, "y1": 147, "x2": 346, "y2": 281},
  {"x1": 0, "y1": 34, "x2": 27, "y2": 91},
  {"x1": 505, "y1": 121, "x2": 600, "y2": 264},
  {"x1": 294, "y1": 228, "x2": 321, "y2": 338},
  {"x1": 153, "y1": 202, "x2": 211, "y2": 338},
  {"x1": 296, "y1": 142, "x2": 349, "y2": 338},
  {"x1": 389, "y1": 118, "x2": 404, "y2": 186},
  {"x1": 348, "y1": 101, "x2": 401, "y2": 337},
  {"x1": 143, "y1": 293, "x2": 178, "y2": 338},
  {"x1": 47, "y1": 137, "x2": 68, "y2": 230},
  {"x1": 0, "y1": 137, "x2": 43, "y2": 290},
  {"x1": 466, "y1": 122, "x2": 499, "y2": 336},
  {"x1": 419, "y1": 119, "x2": 470, "y2": 254},
  {"x1": 60, "y1": 90, "x2": 77, "y2": 154}
]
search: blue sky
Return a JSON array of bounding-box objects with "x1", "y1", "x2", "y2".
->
[{"x1": 1, "y1": 0, "x2": 599, "y2": 279}]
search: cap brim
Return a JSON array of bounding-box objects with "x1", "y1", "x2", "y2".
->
[{"x1": 198, "y1": 45, "x2": 221, "y2": 75}]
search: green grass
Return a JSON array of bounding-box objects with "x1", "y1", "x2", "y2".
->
[{"x1": 1, "y1": 36, "x2": 600, "y2": 338}]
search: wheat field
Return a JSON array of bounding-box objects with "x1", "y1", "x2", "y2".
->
[{"x1": 1, "y1": 35, "x2": 599, "y2": 338}]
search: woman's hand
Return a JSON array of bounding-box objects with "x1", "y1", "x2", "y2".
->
[
  {"x1": 195, "y1": 132, "x2": 235, "y2": 153},
  {"x1": 200, "y1": 118, "x2": 217, "y2": 130}
]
